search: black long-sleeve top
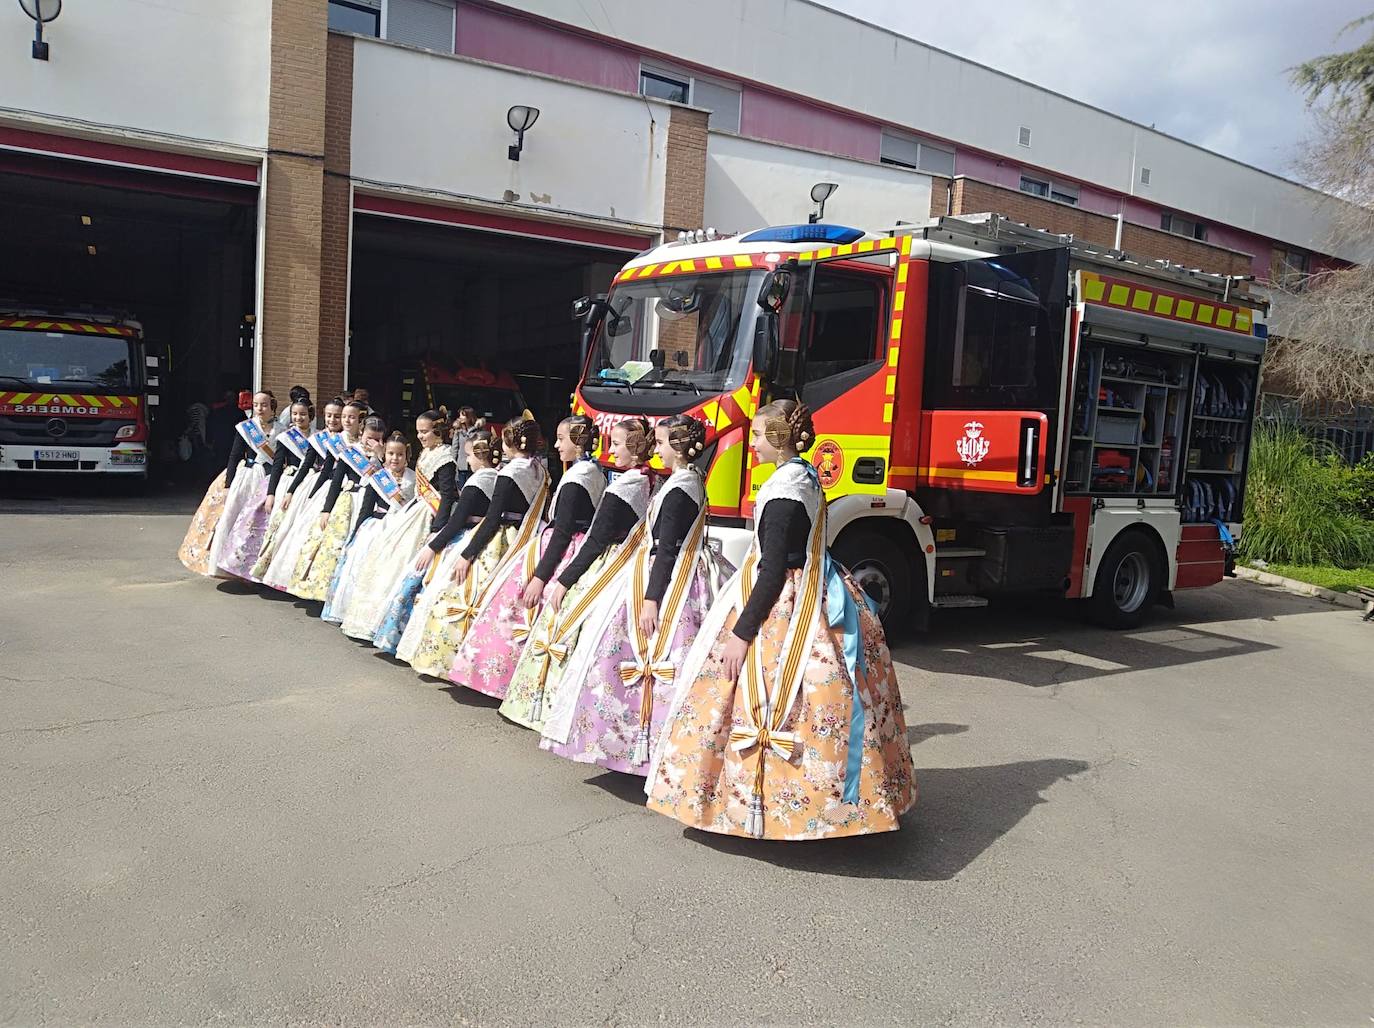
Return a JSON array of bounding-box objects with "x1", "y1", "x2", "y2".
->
[
  {"x1": 321, "y1": 457, "x2": 366, "y2": 515},
  {"x1": 223, "y1": 430, "x2": 265, "y2": 489},
  {"x1": 428, "y1": 481, "x2": 494, "y2": 553},
  {"x1": 732, "y1": 499, "x2": 810, "y2": 644},
  {"x1": 461, "y1": 477, "x2": 531, "y2": 560},
  {"x1": 287, "y1": 447, "x2": 320, "y2": 496},
  {"x1": 645, "y1": 489, "x2": 701, "y2": 605},
  {"x1": 557, "y1": 493, "x2": 639, "y2": 589},
  {"x1": 421, "y1": 461, "x2": 458, "y2": 534},
  {"x1": 531, "y1": 483, "x2": 596, "y2": 582},
  {"x1": 308, "y1": 452, "x2": 339, "y2": 498},
  {"x1": 266, "y1": 445, "x2": 302, "y2": 496}
]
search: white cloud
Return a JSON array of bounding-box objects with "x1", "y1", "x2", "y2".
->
[{"x1": 811, "y1": 0, "x2": 1370, "y2": 178}]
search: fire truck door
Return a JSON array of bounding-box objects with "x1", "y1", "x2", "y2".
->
[
  {"x1": 761, "y1": 249, "x2": 897, "y2": 500},
  {"x1": 919, "y1": 247, "x2": 1069, "y2": 495}
]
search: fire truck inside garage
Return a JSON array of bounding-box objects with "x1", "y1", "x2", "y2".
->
[{"x1": 0, "y1": 148, "x2": 257, "y2": 482}]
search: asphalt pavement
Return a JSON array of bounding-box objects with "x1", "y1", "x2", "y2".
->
[{"x1": 2, "y1": 496, "x2": 1372, "y2": 1026}]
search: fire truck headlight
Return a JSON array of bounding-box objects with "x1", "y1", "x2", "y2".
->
[{"x1": 115, "y1": 424, "x2": 138, "y2": 440}]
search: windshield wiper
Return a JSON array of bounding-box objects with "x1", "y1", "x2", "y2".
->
[
  {"x1": 587, "y1": 376, "x2": 636, "y2": 394},
  {"x1": 652, "y1": 377, "x2": 702, "y2": 395}
]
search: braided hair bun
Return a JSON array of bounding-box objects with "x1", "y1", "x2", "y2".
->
[
  {"x1": 560, "y1": 414, "x2": 599, "y2": 456},
  {"x1": 662, "y1": 414, "x2": 708, "y2": 465},
  {"x1": 615, "y1": 417, "x2": 654, "y2": 464},
  {"x1": 467, "y1": 431, "x2": 498, "y2": 468},
  {"x1": 758, "y1": 399, "x2": 816, "y2": 453},
  {"x1": 502, "y1": 415, "x2": 544, "y2": 455}
]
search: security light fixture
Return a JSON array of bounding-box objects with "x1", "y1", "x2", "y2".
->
[
  {"x1": 79, "y1": 214, "x2": 91, "y2": 226},
  {"x1": 506, "y1": 105, "x2": 540, "y2": 162},
  {"x1": 808, "y1": 182, "x2": 838, "y2": 224},
  {"x1": 18, "y1": 0, "x2": 61, "y2": 60}
]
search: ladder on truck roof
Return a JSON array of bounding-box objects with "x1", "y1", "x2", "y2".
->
[{"x1": 893, "y1": 213, "x2": 1267, "y2": 312}]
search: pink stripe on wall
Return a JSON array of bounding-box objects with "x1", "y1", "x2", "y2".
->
[
  {"x1": 454, "y1": 2, "x2": 638, "y2": 92},
  {"x1": 740, "y1": 90, "x2": 879, "y2": 162}
]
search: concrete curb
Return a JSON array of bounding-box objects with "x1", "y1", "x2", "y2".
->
[{"x1": 1234, "y1": 566, "x2": 1367, "y2": 610}]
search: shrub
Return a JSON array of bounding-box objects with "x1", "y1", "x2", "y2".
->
[{"x1": 1241, "y1": 423, "x2": 1374, "y2": 567}]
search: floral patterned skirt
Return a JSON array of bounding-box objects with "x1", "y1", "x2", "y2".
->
[
  {"x1": 341, "y1": 502, "x2": 432, "y2": 640},
  {"x1": 262, "y1": 477, "x2": 330, "y2": 591},
  {"x1": 321, "y1": 514, "x2": 386, "y2": 623},
  {"x1": 539, "y1": 566, "x2": 710, "y2": 775},
  {"x1": 646, "y1": 569, "x2": 916, "y2": 841},
  {"x1": 498, "y1": 550, "x2": 612, "y2": 731},
  {"x1": 388, "y1": 533, "x2": 472, "y2": 662},
  {"x1": 178, "y1": 472, "x2": 229, "y2": 576},
  {"x1": 405, "y1": 527, "x2": 512, "y2": 678},
  {"x1": 286, "y1": 491, "x2": 356, "y2": 601},
  {"x1": 448, "y1": 527, "x2": 588, "y2": 700},
  {"x1": 216, "y1": 469, "x2": 274, "y2": 579},
  {"x1": 207, "y1": 465, "x2": 266, "y2": 576},
  {"x1": 250, "y1": 468, "x2": 313, "y2": 583}
]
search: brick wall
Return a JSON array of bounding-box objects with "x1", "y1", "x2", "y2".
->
[
  {"x1": 317, "y1": 34, "x2": 355, "y2": 403},
  {"x1": 950, "y1": 177, "x2": 1254, "y2": 278},
  {"x1": 662, "y1": 106, "x2": 707, "y2": 238},
  {"x1": 259, "y1": 0, "x2": 329, "y2": 401}
]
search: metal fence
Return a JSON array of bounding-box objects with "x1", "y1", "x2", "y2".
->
[{"x1": 1261, "y1": 393, "x2": 1374, "y2": 463}]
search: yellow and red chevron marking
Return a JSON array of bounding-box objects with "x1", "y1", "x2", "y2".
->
[
  {"x1": 612, "y1": 252, "x2": 769, "y2": 283},
  {"x1": 793, "y1": 236, "x2": 905, "y2": 264},
  {"x1": 0, "y1": 318, "x2": 134, "y2": 337},
  {"x1": 0, "y1": 392, "x2": 140, "y2": 419},
  {"x1": 1080, "y1": 272, "x2": 1256, "y2": 335}
]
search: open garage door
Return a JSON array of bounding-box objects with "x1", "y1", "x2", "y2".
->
[
  {"x1": 0, "y1": 139, "x2": 258, "y2": 475},
  {"x1": 349, "y1": 196, "x2": 650, "y2": 431}
]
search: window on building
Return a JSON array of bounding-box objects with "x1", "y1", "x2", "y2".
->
[
  {"x1": 1019, "y1": 174, "x2": 1078, "y2": 206},
  {"x1": 1019, "y1": 175, "x2": 1050, "y2": 198},
  {"x1": 640, "y1": 68, "x2": 690, "y2": 105},
  {"x1": 1050, "y1": 184, "x2": 1079, "y2": 206},
  {"x1": 1276, "y1": 247, "x2": 1311, "y2": 291},
  {"x1": 328, "y1": 0, "x2": 380, "y2": 36},
  {"x1": 1140, "y1": 167, "x2": 1152, "y2": 185},
  {"x1": 879, "y1": 130, "x2": 956, "y2": 176},
  {"x1": 1018, "y1": 126, "x2": 1032, "y2": 147},
  {"x1": 386, "y1": 0, "x2": 455, "y2": 51},
  {"x1": 1161, "y1": 212, "x2": 1207, "y2": 241},
  {"x1": 692, "y1": 78, "x2": 742, "y2": 134}
]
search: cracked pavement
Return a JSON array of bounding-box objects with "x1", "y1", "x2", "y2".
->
[{"x1": 2, "y1": 508, "x2": 1373, "y2": 1026}]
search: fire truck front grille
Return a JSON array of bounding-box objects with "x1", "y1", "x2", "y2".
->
[
  {"x1": 0, "y1": 416, "x2": 123, "y2": 446},
  {"x1": 15, "y1": 459, "x2": 101, "y2": 470}
]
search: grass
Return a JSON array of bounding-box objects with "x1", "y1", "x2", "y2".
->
[{"x1": 1255, "y1": 562, "x2": 1374, "y2": 594}]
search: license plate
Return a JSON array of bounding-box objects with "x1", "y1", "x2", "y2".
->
[{"x1": 36, "y1": 449, "x2": 79, "y2": 462}]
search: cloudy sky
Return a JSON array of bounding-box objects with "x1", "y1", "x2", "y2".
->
[{"x1": 813, "y1": 0, "x2": 1370, "y2": 180}]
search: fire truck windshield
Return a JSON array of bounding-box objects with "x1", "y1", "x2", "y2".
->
[
  {"x1": 0, "y1": 329, "x2": 136, "y2": 391},
  {"x1": 581, "y1": 269, "x2": 763, "y2": 410}
]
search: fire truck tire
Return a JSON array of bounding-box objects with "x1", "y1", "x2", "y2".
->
[
  {"x1": 832, "y1": 529, "x2": 911, "y2": 635},
  {"x1": 1089, "y1": 529, "x2": 1163, "y2": 629}
]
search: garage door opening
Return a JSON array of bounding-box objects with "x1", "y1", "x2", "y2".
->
[
  {"x1": 348, "y1": 211, "x2": 642, "y2": 433},
  {"x1": 0, "y1": 150, "x2": 258, "y2": 475}
]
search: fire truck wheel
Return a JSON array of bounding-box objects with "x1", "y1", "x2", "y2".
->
[
  {"x1": 832, "y1": 529, "x2": 912, "y2": 635},
  {"x1": 1089, "y1": 529, "x2": 1162, "y2": 629}
]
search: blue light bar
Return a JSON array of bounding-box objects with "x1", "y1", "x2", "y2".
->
[{"x1": 739, "y1": 224, "x2": 866, "y2": 245}]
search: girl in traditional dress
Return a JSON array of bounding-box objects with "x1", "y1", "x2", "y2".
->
[
  {"x1": 541, "y1": 415, "x2": 720, "y2": 774},
  {"x1": 379, "y1": 430, "x2": 501, "y2": 659},
  {"x1": 646, "y1": 400, "x2": 916, "y2": 841},
  {"x1": 339, "y1": 409, "x2": 457, "y2": 639},
  {"x1": 322, "y1": 430, "x2": 415, "y2": 622},
  {"x1": 405, "y1": 417, "x2": 548, "y2": 679},
  {"x1": 178, "y1": 391, "x2": 267, "y2": 575},
  {"x1": 259, "y1": 396, "x2": 346, "y2": 588},
  {"x1": 286, "y1": 405, "x2": 379, "y2": 601},
  {"x1": 207, "y1": 390, "x2": 279, "y2": 577},
  {"x1": 219, "y1": 397, "x2": 314, "y2": 579},
  {"x1": 498, "y1": 418, "x2": 655, "y2": 731},
  {"x1": 448, "y1": 414, "x2": 607, "y2": 699}
]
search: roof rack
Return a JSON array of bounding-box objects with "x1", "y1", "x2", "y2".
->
[
  {"x1": 894, "y1": 213, "x2": 1264, "y2": 309},
  {"x1": 0, "y1": 303, "x2": 142, "y2": 328}
]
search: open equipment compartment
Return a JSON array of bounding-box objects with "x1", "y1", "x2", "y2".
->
[{"x1": 1181, "y1": 358, "x2": 1258, "y2": 524}]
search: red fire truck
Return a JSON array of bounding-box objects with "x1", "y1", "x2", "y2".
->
[
  {"x1": 572, "y1": 215, "x2": 1267, "y2": 629},
  {"x1": 0, "y1": 310, "x2": 163, "y2": 479}
]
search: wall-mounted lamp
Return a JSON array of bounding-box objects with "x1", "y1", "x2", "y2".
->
[
  {"x1": 506, "y1": 105, "x2": 540, "y2": 162},
  {"x1": 18, "y1": 0, "x2": 61, "y2": 61},
  {"x1": 808, "y1": 182, "x2": 838, "y2": 224}
]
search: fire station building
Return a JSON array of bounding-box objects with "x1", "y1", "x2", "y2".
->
[{"x1": 0, "y1": 0, "x2": 1358, "y2": 426}]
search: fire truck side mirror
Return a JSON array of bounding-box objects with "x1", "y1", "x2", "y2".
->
[
  {"x1": 756, "y1": 270, "x2": 792, "y2": 314},
  {"x1": 570, "y1": 296, "x2": 594, "y2": 320}
]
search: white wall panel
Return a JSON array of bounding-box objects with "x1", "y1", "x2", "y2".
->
[
  {"x1": 351, "y1": 39, "x2": 668, "y2": 231},
  {"x1": 0, "y1": 0, "x2": 270, "y2": 150},
  {"x1": 705, "y1": 133, "x2": 932, "y2": 234}
]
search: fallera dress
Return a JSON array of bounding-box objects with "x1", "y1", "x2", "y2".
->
[
  {"x1": 497, "y1": 465, "x2": 654, "y2": 731},
  {"x1": 261, "y1": 442, "x2": 345, "y2": 591},
  {"x1": 218, "y1": 438, "x2": 304, "y2": 580},
  {"x1": 645, "y1": 458, "x2": 917, "y2": 841},
  {"x1": 208, "y1": 417, "x2": 279, "y2": 577},
  {"x1": 447, "y1": 457, "x2": 607, "y2": 699},
  {"x1": 540, "y1": 467, "x2": 726, "y2": 775},
  {"x1": 405, "y1": 456, "x2": 548, "y2": 679},
  {"x1": 378, "y1": 467, "x2": 499, "y2": 658},
  {"x1": 321, "y1": 467, "x2": 416, "y2": 623},
  {"x1": 339, "y1": 445, "x2": 456, "y2": 639},
  {"x1": 286, "y1": 444, "x2": 370, "y2": 601}
]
